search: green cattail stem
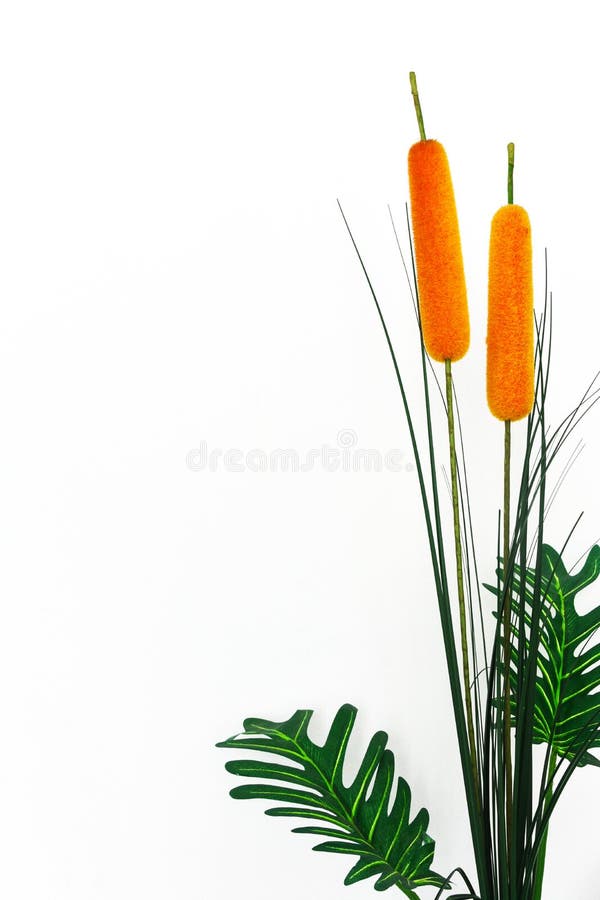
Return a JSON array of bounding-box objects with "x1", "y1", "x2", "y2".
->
[
  {"x1": 507, "y1": 142, "x2": 515, "y2": 204},
  {"x1": 445, "y1": 360, "x2": 479, "y2": 793},
  {"x1": 410, "y1": 71, "x2": 427, "y2": 141},
  {"x1": 502, "y1": 143, "x2": 516, "y2": 863},
  {"x1": 503, "y1": 419, "x2": 514, "y2": 858}
]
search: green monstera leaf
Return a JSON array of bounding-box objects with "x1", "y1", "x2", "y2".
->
[
  {"x1": 217, "y1": 703, "x2": 446, "y2": 898},
  {"x1": 493, "y1": 543, "x2": 600, "y2": 766}
]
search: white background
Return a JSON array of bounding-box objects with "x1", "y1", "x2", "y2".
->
[{"x1": 1, "y1": 1, "x2": 599, "y2": 898}]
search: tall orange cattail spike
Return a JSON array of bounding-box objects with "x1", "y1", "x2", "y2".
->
[
  {"x1": 487, "y1": 202, "x2": 534, "y2": 421},
  {"x1": 408, "y1": 139, "x2": 470, "y2": 362},
  {"x1": 408, "y1": 76, "x2": 478, "y2": 796}
]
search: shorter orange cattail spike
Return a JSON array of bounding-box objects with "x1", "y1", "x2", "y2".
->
[
  {"x1": 487, "y1": 203, "x2": 534, "y2": 421},
  {"x1": 408, "y1": 139, "x2": 470, "y2": 362}
]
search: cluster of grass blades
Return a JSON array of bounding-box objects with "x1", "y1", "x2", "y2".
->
[{"x1": 217, "y1": 75, "x2": 600, "y2": 900}]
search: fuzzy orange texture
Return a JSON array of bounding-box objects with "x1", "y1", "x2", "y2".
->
[
  {"x1": 408, "y1": 139, "x2": 470, "y2": 362},
  {"x1": 487, "y1": 204, "x2": 534, "y2": 421}
]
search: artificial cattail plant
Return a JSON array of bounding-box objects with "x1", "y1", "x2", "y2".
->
[{"x1": 216, "y1": 74, "x2": 600, "y2": 900}]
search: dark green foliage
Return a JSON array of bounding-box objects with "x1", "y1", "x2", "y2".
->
[
  {"x1": 491, "y1": 543, "x2": 600, "y2": 767},
  {"x1": 217, "y1": 704, "x2": 446, "y2": 898}
]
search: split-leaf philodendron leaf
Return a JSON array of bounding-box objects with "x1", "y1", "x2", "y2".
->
[
  {"x1": 492, "y1": 543, "x2": 600, "y2": 766},
  {"x1": 217, "y1": 703, "x2": 446, "y2": 897}
]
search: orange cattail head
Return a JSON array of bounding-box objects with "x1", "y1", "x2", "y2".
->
[
  {"x1": 408, "y1": 139, "x2": 470, "y2": 362},
  {"x1": 487, "y1": 204, "x2": 534, "y2": 421}
]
